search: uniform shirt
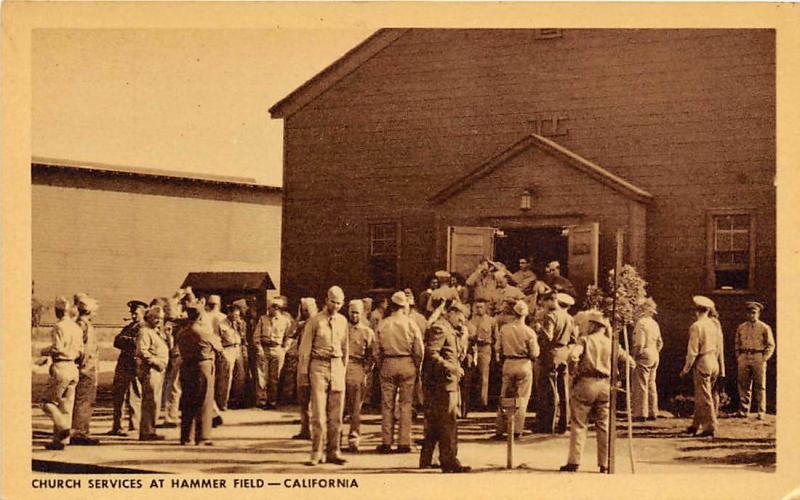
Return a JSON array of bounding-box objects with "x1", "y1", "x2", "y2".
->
[
  {"x1": 163, "y1": 319, "x2": 181, "y2": 357},
  {"x1": 369, "y1": 309, "x2": 385, "y2": 333},
  {"x1": 136, "y1": 325, "x2": 170, "y2": 370},
  {"x1": 300, "y1": 310, "x2": 349, "y2": 360},
  {"x1": 496, "y1": 321, "x2": 539, "y2": 360},
  {"x1": 569, "y1": 331, "x2": 633, "y2": 378},
  {"x1": 285, "y1": 319, "x2": 308, "y2": 356},
  {"x1": 734, "y1": 319, "x2": 775, "y2": 360},
  {"x1": 348, "y1": 322, "x2": 375, "y2": 363},
  {"x1": 469, "y1": 314, "x2": 497, "y2": 346},
  {"x1": 631, "y1": 316, "x2": 663, "y2": 368},
  {"x1": 681, "y1": 316, "x2": 721, "y2": 375},
  {"x1": 490, "y1": 285, "x2": 525, "y2": 315},
  {"x1": 177, "y1": 314, "x2": 223, "y2": 362},
  {"x1": 76, "y1": 315, "x2": 99, "y2": 372},
  {"x1": 374, "y1": 312, "x2": 424, "y2": 366},
  {"x1": 511, "y1": 269, "x2": 536, "y2": 291},
  {"x1": 427, "y1": 285, "x2": 461, "y2": 313},
  {"x1": 113, "y1": 321, "x2": 141, "y2": 360},
  {"x1": 466, "y1": 269, "x2": 498, "y2": 304},
  {"x1": 422, "y1": 318, "x2": 462, "y2": 392},
  {"x1": 228, "y1": 317, "x2": 247, "y2": 347},
  {"x1": 711, "y1": 317, "x2": 726, "y2": 378},
  {"x1": 409, "y1": 309, "x2": 428, "y2": 336},
  {"x1": 46, "y1": 317, "x2": 84, "y2": 362},
  {"x1": 253, "y1": 313, "x2": 293, "y2": 347},
  {"x1": 542, "y1": 308, "x2": 577, "y2": 350},
  {"x1": 208, "y1": 310, "x2": 234, "y2": 344}
]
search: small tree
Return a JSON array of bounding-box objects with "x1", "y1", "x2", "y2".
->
[{"x1": 583, "y1": 264, "x2": 648, "y2": 330}]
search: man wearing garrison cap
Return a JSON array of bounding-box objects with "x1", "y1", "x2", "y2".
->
[
  {"x1": 734, "y1": 301, "x2": 775, "y2": 419},
  {"x1": 298, "y1": 286, "x2": 349, "y2": 465},
  {"x1": 426, "y1": 270, "x2": 461, "y2": 314},
  {"x1": 71, "y1": 294, "x2": 101, "y2": 445},
  {"x1": 107, "y1": 299, "x2": 147, "y2": 436},
  {"x1": 252, "y1": 296, "x2": 293, "y2": 410},
  {"x1": 344, "y1": 299, "x2": 375, "y2": 451}
]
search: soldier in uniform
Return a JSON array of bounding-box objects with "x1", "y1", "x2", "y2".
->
[
  {"x1": 419, "y1": 300, "x2": 471, "y2": 473},
  {"x1": 630, "y1": 298, "x2": 663, "y2": 422},
  {"x1": 161, "y1": 296, "x2": 185, "y2": 428},
  {"x1": 426, "y1": 270, "x2": 461, "y2": 314},
  {"x1": 490, "y1": 270, "x2": 525, "y2": 318},
  {"x1": 286, "y1": 297, "x2": 318, "y2": 439},
  {"x1": 535, "y1": 292, "x2": 577, "y2": 434},
  {"x1": 544, "y1": 261, "x2": 577, "y2": 298},
  {"x1": 418, "y1": 275, "x2": 438, "y2": 319},
  {"x1": 136, "y1": 305, "x2": 169, "y2": 441},
  {"x1": 708, "y1": 305, "x2": 727, "y2": 415},
  {"x1": 679, "y1": 295, "x2": 722, "y2": 437},
  {"x1": 344, "y1": 299, "x2": 374, "y2": 452},
  {"x1": 252, "y1": 297, "x2": 293, "y2": 409},
  {"x1": 71, "y1": 294, "x2": 101, "y2": 445},
  {"x1": 373, "y1": 291, "x2": 424, "y2": 453},
  {"x1": 107, "y1": 300, "x2": 147, "y2": 436},
  {"x1": 468, "y1": 299, "x2": 496, "y2": 410},
  {"x1": 492, "y1": 300, "x2": 539, "y2": 439},
  {"x1": 405, "y1": 289, "x2": 428, "y2": 418},
  {"x1": 560, "y1": 311, "x2": 635, "y2": 472},
  {"x1": 298, "y1": 286, "x2": 349, "y2": 465},
  {"x1": 734, "y1": 301, "x2": 775, "y2": 419},
  {"x1": 177, "y1": 297, "x2": 223, "y2": 445},
  {"x1": 466, "y1": 258, "x2": 499, "y2": 313},
  {"x1": 227, "y1": 299, "x2": 249, "y2": 409},
  {"x1": 510, "y1": 257, "x2": 536, "y2": 292},
  {"x1": 40, "y1": 296, "x2": 84, "y2": 450}
]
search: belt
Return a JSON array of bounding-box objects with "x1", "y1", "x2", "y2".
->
[
  {"x1": 504, "y1": 355, "x2": 530, "y2": 360},
  {"x1": 311, "y1": 355, "x2": 341, "y2": 361},
  {"x1": 578, "y1": 370, "x2": 609, "y2": 380},
  {"x1": 223, "y1": 343, "x2": 240, "y2": 348},
  {"x1": 52, "y1": 359, "x2": 78, "y2": 364},
  {"x1": 476, "y1": 340, "x2": 492, "y2": 346},
  {"x1": 383, "y1": 354, "x2": 411, "y2": 358},
  {"x1": 262, "y1": 341, "x2": 281, "y2": 347},
  {"x1": 739, "y1": 349, "x2": 764, "y2": 354}
]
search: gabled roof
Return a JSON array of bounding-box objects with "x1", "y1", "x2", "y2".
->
[
  {"x1": 429, "y1": 133, "x2": 654, "y2": 205},
  {"x1": 269, "y1": 28, "x2": 409, "y2": 119},
  {"x1": 182, "y1": 272, "x2": 276, "y2": 292}
]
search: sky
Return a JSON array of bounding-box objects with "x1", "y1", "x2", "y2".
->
[{"x1": 31, "y1": 28, "x2": 374, "y2": 187}]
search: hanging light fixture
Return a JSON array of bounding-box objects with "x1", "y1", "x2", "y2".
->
[{"x1": 520, "y1": 189, "x2": 532, "y2": 211}]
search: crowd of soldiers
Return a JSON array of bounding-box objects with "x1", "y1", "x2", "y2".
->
[{"x1": 37, "y1": 256, "x2": 775, "y2": 473}]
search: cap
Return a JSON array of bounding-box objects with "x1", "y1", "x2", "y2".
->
[
  {"x1": 231, "y1": 299, "x2": 248, "y2": 312},
  {"x1": 127, "y1": 300, "x2": 148, "y2": 311},
  {"x1": 300, "y1": 297, "x2": 319, "y2": 316},
  {"x1": 434, "y1": 270, "x2": 451, "y2": 280},
  {"x1": 556, "y1": 293, "x2": 575, "y2": 307},
  {"x1": 692, "y1": 295, "x2": 715, "y2": 309},
  {"x1": 77, "y1": 296, "x2": 99, "y2": 313},
  {"x1": 586, "y1": 310, "x2": 611, "y2": 329},
  {"x1": 54, "y1": 296, "x2": 70, "y2": 311},
  {"x1": 513, "y1": 300, "x2": 529, "y2": 317},
  {"x1": 349, "y1": 299, "x2": 364, "y2": 313},
  {"x1": 327, "y1": 286, "x2": 345, "y2": 302},
  {"x1": 207, "y1": 295, "x2": 222, "y2": 306},
  {"x1": 745, "y1": 301, "x2": 765, "y2": 311},
  {"x1": 269, "y1": 297, "x2": 283, "y2": 307},
  {"x1": 390, "y1": 290, "x2": 408, "y2": 307},
  {"x1": 403, "y1": 288, "x2": 416, "y2": 305}
]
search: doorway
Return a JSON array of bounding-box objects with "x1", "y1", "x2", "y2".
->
[{"x1": 494, "y1": 226, "x2": 569, "y2": 279}]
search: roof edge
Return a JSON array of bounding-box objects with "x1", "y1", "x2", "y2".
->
[{"x1": 269, "y1": 28, "x2": 409, "y2": 119}]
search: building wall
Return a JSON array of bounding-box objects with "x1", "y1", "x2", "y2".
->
[{"x1": 33, "y1": 172, "x2": 282, "y2": 326}]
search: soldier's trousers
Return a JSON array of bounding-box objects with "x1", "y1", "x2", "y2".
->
[
  {"x1": 162, "y1": 356, "x2": 182, "y2": 423},
  {"x1": 737, "y1": 353, "x2": 767, "y2": 414},
  {"x1": 42, "y1": 361, "x2": 79, "y2": 444},
  {"x1": 217, "y1": 345, "x2": 239, "y2": 410},
  {"x1": 476, "y1": 344, "x2": 492, "y2": 407},
  {"x1": 229, "y1": 345, "x2": 249, "y2": 408},
  {"x1": 309, "y1": 358, "x2": 345, "y2": 460},
  {"x1": 495, "y1": 359, "x2": 532, "y2": 434},
  {"x1": 296, "y1": 381, "x2": 311, "y2": 437},
  {"x1": 379, "y1": 357, "x2": 416, "y2": 446},
  {"x1": 537, "y1": 360, "x2": 569, "y2": 433},
  {"x1": 567, "y1": 377, "x2": 610, "y2": 468},
  {"x1": 71, "y1": 365, "x2": 98, "y2": 437},
  {"x1": 139, "y1": 366, "x2": 164, "y2": 438},
  {"x1": 692, "y1": 365, "x2": 719, "y2": 433},
  {"x1": 256, "y1": 346, "x2": 285, "y2": 406},
  {"x1": 631, "y1": 361, "x2": 659, "y2": 418},
  {"x1": 180, "y1": 359, "x2": 215, "y2": 444},
  {"x1": 420, "y1": 387, "x2": 460, "y2": 470},
  {"x1": 345, "y1": 360, "x2": 368, "y2": 447},
  {"x1": 111, "y1": 358, "x2": 141, "y2": 431},
  {"x1": 281, "y1": 353, "x2": 299, "y2": 404},
  {"x1": 460, "y1": 362, "x2": 473, "y2": 417}
]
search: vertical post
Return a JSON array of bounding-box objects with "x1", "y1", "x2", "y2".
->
[
  {"x1": 507, "y1": 403, "x2": 514, "y2": 469},
  {"x1": 608, "y1": 229, "x2": 624, "y2": 474},
  {"x1": 622, "y1": 324, "x2": 636, "y2": 473}
]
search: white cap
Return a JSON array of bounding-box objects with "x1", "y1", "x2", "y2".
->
[
  {"x1": 327, "y1": 286, "x2": 345, "y2": 302},
  {"x1": 692, "y1": 295, "x2": 715, "y2": 309},
  {"x1": 513, "y1": 300, "x2": 529, "y2": 317},
  {"x1": 390, "y1": 290, "x2": 408, "y2": 307},
  {"x1": 556, "y1": 293, "x2": 575, "y2": 306}
]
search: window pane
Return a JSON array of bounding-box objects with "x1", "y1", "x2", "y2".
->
[
  {"x1": 716, "y1": 215, "x2": 732, "y2": 230},
  {"x1": 732, "y1": 251, "x2": 749, "y2": 265},
  {"x1": 370, "y1": 256, "x2": 397, "y2": 289},
  {"x1": 715, "y1": 269, "x2": 749, "y2": 290},
  {"x1": 715, "y1": 251, "x2": 734, "y2": 266},
  {"x1": 733, "y1": 215, "x2": 750, "y2": 230},
  {"x1": 715, "y1": 232, "x2": 732, "y2": 251},
  {"x1": 732, "y1": 232, "x2": 749, "y2": 251}
]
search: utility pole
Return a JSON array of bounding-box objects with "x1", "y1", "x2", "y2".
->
[{"x1": 607, "y1": 229, "x2": 624, "y2": 474}]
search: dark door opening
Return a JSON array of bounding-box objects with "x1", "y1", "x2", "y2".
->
[{"x1": 494, "y1": 226, "x2": 569, "y2": 279}]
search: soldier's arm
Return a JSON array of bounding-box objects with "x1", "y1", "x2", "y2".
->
[
  {"x1": 341, "y1": 321, "x2": 349, "y2": 368},
  {"x1": 281, "y1": 318, "x2": 293, "y2": 350},
  {"x1": 427, "y1": 325, "x2": 460, "y2": 374},
  {"x1": 411, "y1": 322, "x2": 425, "y2": 369},
  {"x1": 136, "y1": 329, "x2": 154, "y2": 365},
  {"x1": 680, "y1": 325, "x2": 700, "y2": 376},
  {"x1": 526, "y1": 331, "x2": 540, "y2": 360},
  {"x1": 631, "y1": 321, "x2": 645, "y2": 358},
  {"x1": 297, "y1": 319, "x2": 315, "y2": 386},
  {"x1": 763, "y1": 324, "x2": 776, "y2": 361},
  {"x1": 42, "y1": 324, "x2": 63, "y2": 357},
  {"x1": 494, "y1": 325, "x2": 503, "y2": 362},
  {"x1": 364, "y1": 328, "x2": 376, "y2": 371},
  {"x1": 734, "y1": 324, "x2": 742, "y2": 355}
]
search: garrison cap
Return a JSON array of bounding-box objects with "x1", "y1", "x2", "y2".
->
[
  {"x1": 556, "y1": 293, "x2": 575, "y2": 307},
  {"x1": 692, "y1": 295, "x2": 715, "y2": 309},
  {"x1": 745, "y1": 301, "x2": 765, "y2": 311},
  {"x1": 390, "y1": 290, "x2": 409, "y2": 307},
  {"x1": 637, "y1": 297, "x2": 658, "y2": 314},
  {"x1": 327, "y1": 286, "x2": 345, "y2": 302},
  {"x1": 300, "y1": 297, "x2": 319, "y2": 316},
  {"x1": 586, "y1": 310, "x2": 611, "y2": 330},
  {"x1": 127, "y1": 300, "x2": 148, "y2": 311},
  {"x1": 513, "y1": 300, "x2": 529, "y2": 317},
  {"x1": 446, "y1": 300, "x2": 469, "y2": 315},
  {"x1": 349, "y1": 299, "x2": 365, "y2": 313},
  {"x1": 434, "y1": 270, "x2": 451, "y2": 280}
]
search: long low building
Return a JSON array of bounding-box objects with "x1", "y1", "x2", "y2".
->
[{"x1": 32, "y1": 159, "x2": 283, "y2": 326}]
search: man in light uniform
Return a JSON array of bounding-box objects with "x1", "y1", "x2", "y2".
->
[
  {"x1": 679, "y1": 295, "x2": 721, "y2": 437},
  {"x1": 630, "y1": 297, "x2": 663, "y2": 421},
  {"x1": 373, "y1": 291, "x2": 424, "y2": 453},
  {"x1": 108, "y1": 300, "x2": 146, "y2": 436},
  {"x1": 298, "y1": 286, "x2": 349, "y2": 465},
  {"x1": 490, "y1": 270, "x2": 525, "y2": 318},
  {"x1": 161, "y1": 296, "x2": 185, "y2": 428},
  {"x1": 344, "y1": 299, "x2": 374, "y2": 452},
  {"x1": 468, "y1": 299, "x2": 497, "y2": 410},
  {"x1": 40, "y1": 296, "x2": 84, "y2": 450},
  {"x1": 206, "y1": 295, "x2": 234, "y2": 425},
  {"x1": 536, "y1": 292, "x2": 576, "y2": 434},
  {"x1": 510, "y1": 257, "x2": 536, "y2": 292},
  {"x1": 136, "y1": 305, "x2": 169, "y2": 441},
  {"x1": 734, "y1": 301, "x2": 775, "y2": 419},
  {"x1": 545, "y1": 261, "x2": 577, "y2": 298},
  {"x1": 253, "y1": 297, "x2": 293, "y2": 409},
  {"x1": 466, "y1": 258, "x2": 499, "y2": 313},
  {"x1": 426, "y1": 270, "x2": 460, "y2": 314},
  {"x1": 71, "y1": 294, "x2": 101, "y2": 445},
  {"x1": 493, "y1": 300, "x2": 539, "y2": 439},
  {"x1": 560, "y1": 311, "x2": 635, "y2": 473}
]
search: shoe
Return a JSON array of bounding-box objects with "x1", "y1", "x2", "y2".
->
[
  {"x1": 139, "y1": 434, "x2": 166, "y2": 441},
  {"x1": 375, "y1": 444, "x2": 392, "y2": 454},
  {"x1": 599, "y1": 466, "x2": 609, "y2": 473},
  {"x1": 442, "y1": 464, "x2": 471, "y2": 473},
  {"x1": 71, "y1": 436, "x2": 100, "y2": 446},
  {"x1": 44, "y1": 442, "x2": 65, "y2": 450},
  {"x1": 735, "y1": 411, "x2": 748, "y2": 418},
  {"x1": 307, "y1": 458, "x2": 321, "y2": 466},
  {"x1": 686, "y1": 426, "x2": 697, "y2": 435},
  {"x1": 396, "y1": 445, "x2": 412, "y2": 453},
  {"x1": 212, "y1": 416, "x2": 223, "y2": 428},
  {"x1": 696, "y1": 430, "x2": 715, "y2": 438},
  {"x1": 348, "y1": 444, "x2": 360, "y2": 453},
  {"x1": 489, "y1": 433, "x2": 505, "y2": 441},
  {"x1": 559, "y1": 463, "x2": 579, "y2": 472},
  {"x1": 54, "y1": 429, "x2": 72, "y2": 442},
  {"x1": 106, "y1": 428, "x2": 128, "y2": 437},
  {"x1": 327, "y1": 456, "x2": 347, "y2": 465},
  {"x1": 414, "y1": 438, "x2": 426, "y2": 445},
  {"x1": 632, "y1": 416, "x2": 646, "y2": 423},
  {"x1": 199, "y1": 440, "x2": 214, "y2": 446},
  {"x1": 646, "y1": 416, "x2": 657, "y2": 421},
  {"x1": 757, "y1": 413, "x2": 765, "y2": 420},
  {"x1": 292, "y1": 432, "x2": 311, "y2": 440},
  {"x1": 513, "y1": 433, "x2": 522, "y2": 440},
  {"x1": 159, "y1": 422, "x2": 178, "y2": 429}
]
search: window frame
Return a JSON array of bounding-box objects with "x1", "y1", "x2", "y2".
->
[
  {"x1": 367, "y1": 220, "x2": 401, "y2": 290},
  {"x1": 705, "y1": 208, "x2": 756, "y2": 294}
]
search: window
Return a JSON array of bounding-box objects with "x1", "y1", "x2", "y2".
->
[
  {"x1": 707, "y1": 211, "x2": 755, "y2": 291},
  {"x1": 369, "y1": 222, "x2": 399, "y2": 289}
]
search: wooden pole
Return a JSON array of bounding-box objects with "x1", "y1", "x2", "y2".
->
[
  {"x1": 608, "y1": 229, "x2": 624, "y2": 474},
  {"x1": 622, "y1": 324, "x2": 636, "y2": 473},
  {"x1": 507, "y1": 406, "x2": 514, "y2": 469}
]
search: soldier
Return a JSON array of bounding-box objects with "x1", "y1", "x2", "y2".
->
[
  {"x1": 161, "y1": 296, "x2": 185, "y2": 428},
  {"x1": 466, "y1": 258, "x2": 499, "y2": 312},
  {"x1": 418, "y1": 275, "x2": 438, "y2": 318},
  {"x1": 373, "y1": 291, "x2": 424, "y2": 453},
  {"x1": 631, "y1": 298, "x2": 663, "y2": 422},
  {"x1": 426, "y1": 270, "x2": 461, "y2": 314},
  {"x1": 107, "y1": 300, "x2": 146, "y2": 436},
  {"x1": 708, "y1": 306, "x2": 727, "y2": 415},
  {"x1": 544, "y1": 261, "x2": 577, "y2": 298},
  {"x1": 490, "y1": 270, "x2": 525, "y2": 318},
  {"x1": 227, "y1": 299, "x2": 249, "y2": 409},
  {"x1": 253, "y1": 297, "x2": 293, "y2": 409},
  {"x1": 39, "y1": 296, "x2": 83, "y2": 450},
  {"x1": 535, "y1": 292, "x2": 576, "y2": 434},
  {"x1": 734, "y1": 301, "x2": 775, "y2": 419},
  {"x1": 205, "y1": 295, "x2": 232, "y2": 426},
  {"x1": 468, "y1": 299, "x2": 496, "y2": 410},
  {"x1": 510, "y1": 257, "x2": 536, "y2": 292},
  {"x1": 214, "y1": 297, "x2": 242, "y2": 412},
  {"x1": 70, "y1": 294, "x2": 100, "y2": 446},
  {"x1": 405, "y1": 289, "x2": 428, "y2": 417},
  {"x1": 344, "y1": 299, "x2": 374, "y2": 452},
  {"x1": 679, "y1": 295, "x2": 722, "y2": 437},
  {"x1": 560, "y1": 311, "x2": 635, "y2": 473},
  {"x1": 450, "y1": 273, "x2": 470, "y2": 304},
  {"x1": 298, "y1": 286, "x2": 349, "y2": 465},
  {"x1": 286, "y1": 297, "x2": 318, "y2": 439},
  {"x1": 136, "y1": 305, "x2": 169, "y2": 441},
  {"x1": 493, "y1": 300, "x2": 539, "y2": 439},
  {"x1": 419, "y1": 300, "x2": 472, "y2": 473},
  {"x1": 178, "y1": 297, "x2": 223, "y2": 445}
]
